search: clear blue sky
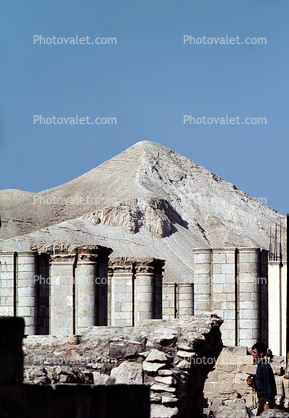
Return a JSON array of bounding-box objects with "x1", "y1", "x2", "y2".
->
[{"x1": 1, "y1": 0, "x2": 288, "y2": 214}]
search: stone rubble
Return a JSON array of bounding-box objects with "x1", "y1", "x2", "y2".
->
[{"x1": 24, "y1": 313, "x2": 223, "y2": 418}]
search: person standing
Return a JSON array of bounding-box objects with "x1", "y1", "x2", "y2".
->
[{"x1": 246, "y1": 342, "x2": 277, "y2": 416}]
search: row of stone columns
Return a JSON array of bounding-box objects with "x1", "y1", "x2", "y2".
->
[
  {"x1": 108, "y1": 257, "x2": 164, "y2": 327},
  {"x1": 0, "y1": 249, "x2": 166, "y2": 335},
  {"x1": 47, "y1": 245, "x2": 112, "y2": 335},
  {"x1": 0, "y1": 251, "x2": 38, "y2": 335}
]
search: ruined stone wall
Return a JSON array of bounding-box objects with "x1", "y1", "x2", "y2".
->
[
  {"x1": 204, "y1": 346, "x2": 287, "y2": 414},
  {"x1": 24, "y1": 313, "x2": 223, "y2": 418},
  {"x1": 0, "y1": 316, "x2": 150, "y2": 418}
]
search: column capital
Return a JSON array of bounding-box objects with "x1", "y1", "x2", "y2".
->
[
  {"x1": 135, "y1": 258, "x2": 165, "y2": 274},
  {"x1": 77, "y1": 247, "x2": 99, "y2": 264},
  {"x1": 31, "y1": 244, "x2": 112, "y2": 264},
  {"x1": 108, "y1": 257, "x2": 135, "y2": 273}
]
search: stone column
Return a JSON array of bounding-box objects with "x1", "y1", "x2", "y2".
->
[
  {"x1": 162, "y1": 283, "x2": 177, "y2": 320},
  {"x1": 193, "y1": 248, "x2": 212, "y2": 314},
  {"x1": 50, "y1": 246, "x2": 76, "y2": 335},
  {"x1": 135, "y1": 258, "x2": 155, "y2": 326},
  {"x1": 212, "y1": 248, "x2": 236, "y2": 346},
  {"x1": 16, "y1": 251, "x2": 37, "y2": 335},
  {"x1": 238, "y1": 248, "x2": 261, "y2": 347},
  {"x1": 178, "y1": 283, "x2": 194, "y2": 317},
  {"x1": 109, "y1": 257, "x2": 135, "y2": 327},
  {"x1": 75, "y1": 248, "x2": 98, "y2": 333},
  {"x1": 0, "y1": 252, "x2": 15, "y2": 316}
]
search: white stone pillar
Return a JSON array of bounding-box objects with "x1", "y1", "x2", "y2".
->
[
  {"x1": 238, "y1": 248, "x2": 261, "y2": 347},
  {"x1": 193, "y1": 249, "x2": 212, "y2": 313},
  {"x1": 211, "y1": 248, "x2": 236, "y2": 346},
  {"x1": 135, "y1": 258, "x2": 155, "y2": 326},
  {"x1": 75, "y1": 248, "x2": 98, "y2": 333},
  {"x1": 0, "y1": 252, "x2": 15, "y2": 316},
  {"x1": 50, "y1": 246, "x2": 76, "y2": 335},
  {"x1": 16, "y1": 252, "x2": 37, "y2": 335},
  {"x1": 109, "y1": 257, "x2": 134, "y2": 327}
]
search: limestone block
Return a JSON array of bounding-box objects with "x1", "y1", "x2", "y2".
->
[
  {"x1": 213, "y1": 291, "x2": 226, "y2": 301},
  {"x1": 153, "y1": 334, "x2": 176, "y2": 346},
  {"x1": 239, "y1": 309, "x2": 259, "y2": 320},
  {"x1": 110, "y1": 361, "x2": 143, "y2": 384},
  {"x1": 147, "y1": 349, "x2": 168, "y2": 363},
  {"x1": 212, "y1": 283, "x2": 226, "y2": 292},
  {"x1": 216, "y1": 364, "x2": 238, "y2": 373},
  {"x1": 143, "y1": 361, "x2": 166, "y2": 374},
  {"x1": 162, "y1": 395, "x2": 178, "y2": 405},
  {"x1": 239, "y1": 329, "x2": 254, "y2": 340},
  {"x1": 155, "y1": 376, "x2": 175, "y2": 386},
  {"x1": 151, "y1": 383, "x2": 176, "y2": 393},
  {"x1": 212, "y1": 274, "x2": 226, "y2": 284},
  {"x1": 213, "y1": 254, "x2": 227, "y2": 264},
  {"x1": 239, "y1": 301, "x2": 256, "y2": 310},
  {"x1": 221, "y1": 264, "x2": 235, "y2": 274},
  {"x1": 176, "y1": 350, "x2": 195, "y2": 359},
  {"x1": 151, "y1": 404, "x2": 178, "y2": 418},
  {"x1": 226, "y1": 293, "x2": 235, "y2": 302},
  {"x1": 158, "y1": 369, "x2": 173, "y2": 376},
  {"x1": 221, "y1": 302, "x2": 235, "y2": 310}
]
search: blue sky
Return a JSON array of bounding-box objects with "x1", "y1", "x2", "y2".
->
[{"x1": 1, "y1": 0, "x2": 288, "y2": 214}]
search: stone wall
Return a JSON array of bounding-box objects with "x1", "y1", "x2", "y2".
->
[
  {"x1": 204, "y1": 346, "x2": 287, "y2": 413},
  {"x1": 24, "y1": 313, "x2": 223, "y2": 418},
  {"x1": 161, "y1": 282, "x2": 194, "y2": 321}
]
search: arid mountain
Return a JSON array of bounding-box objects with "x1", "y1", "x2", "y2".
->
[{"x1": 0, "y1": 141, "x2": 286, "y2": 281}]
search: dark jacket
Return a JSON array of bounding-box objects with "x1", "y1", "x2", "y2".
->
[{"x1": 255, "y1": 359, "x2": 277, "y2": 406}]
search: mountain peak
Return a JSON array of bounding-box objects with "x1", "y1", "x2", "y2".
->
[{"x1": 0, "y1": 141, "x2": 286, "y2": 252}]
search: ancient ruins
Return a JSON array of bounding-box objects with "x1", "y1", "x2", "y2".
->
[{"x1": 0, "y1": 141, "x2": 288, "y2": 416}]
